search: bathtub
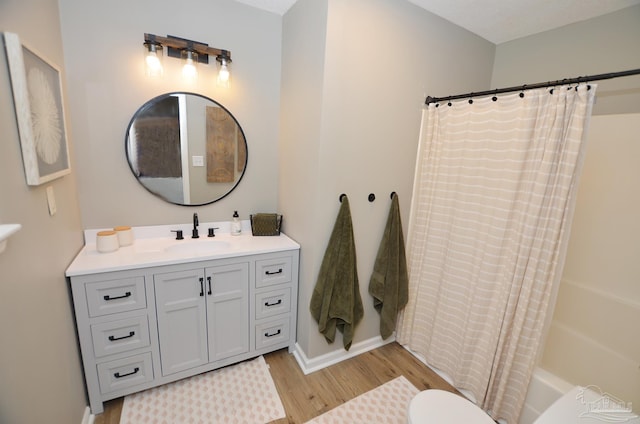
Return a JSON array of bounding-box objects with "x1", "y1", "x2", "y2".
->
[{"x1": 519, "y1": 367, "x2": 573, "y2": 424}]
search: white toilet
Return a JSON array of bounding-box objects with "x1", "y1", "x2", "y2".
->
[
  {"x1": 407, "y1": 389, "x2": 495, "y2": 423},
  {"x1": 408, "y1": 385, "x2": 640, "y2": 423}
]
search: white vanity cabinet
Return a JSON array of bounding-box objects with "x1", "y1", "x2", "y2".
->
[
  {"x1": 154, "y1": 260, "x2": 249, "y2": 376},
  {"x1": 67, "y1": 232, "x2": 299, "y2": 415}
]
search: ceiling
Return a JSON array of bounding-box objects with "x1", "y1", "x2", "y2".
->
[{"x1": 233, "y1": 0, "x2": 640, "y2": 44}]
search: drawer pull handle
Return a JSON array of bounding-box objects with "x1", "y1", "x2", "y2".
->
[
  {"x1": 199, "y1": 278, "x2": 204, "y2": 297},
  {"x1": 103, "y1": 291, "x2": 131, "y2": 301},
  {"x1": 264, "y1": 329, "x2": 282, "y2": 338},
  {"x1": 108, "y1": 331, "x2": 135, "y2": 342},
  {"x1": 265, "y1": 299, "x2": 283, "y2": 307},
  {"x1": 265, "y1": 268, "x2": 283, "y2": 275},
  {"x1": 114, "y1": 367, "x2": 139, "y2": 379},
  {"x1": 207, "y1": 276, "x2": 212, "y2": 295}
]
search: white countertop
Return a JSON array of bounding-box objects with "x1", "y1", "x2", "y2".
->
[{"x1": 66, "y1": 221, "x2": 299, "y2": 277}]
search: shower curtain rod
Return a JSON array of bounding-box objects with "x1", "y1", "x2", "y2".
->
[{"x1": 424, "y1": 68, "x2": 640, "y2": 105}]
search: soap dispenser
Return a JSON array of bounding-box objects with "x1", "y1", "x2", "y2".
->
[{"x1": 231, "y1": 211, "x2": 242, "y2": 236}]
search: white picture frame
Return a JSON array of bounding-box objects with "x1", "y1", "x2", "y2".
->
[{"x1": 4, "y1": 32, "x2": 71, "y2": 186}]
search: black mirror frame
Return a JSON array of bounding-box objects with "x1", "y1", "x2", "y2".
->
[{"x1": 124, "y1": 92, "x2": 248, "y2": 206}]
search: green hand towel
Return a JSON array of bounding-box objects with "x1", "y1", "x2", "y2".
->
[
  {"x1": 368, "y1": 193, "x2": 409, "y2": 340},
  {"x1": 251, "y1": 213, "x2": 280, "y2": 236},
  {"x1": 310, "y1": 196, "x2": 363, "y2": 350}
]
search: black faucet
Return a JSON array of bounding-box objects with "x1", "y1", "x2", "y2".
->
[{"x1": 192, "y1": 213, "x2": 199, "y2": 238}]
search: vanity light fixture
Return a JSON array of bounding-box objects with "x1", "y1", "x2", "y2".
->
[
  {"x1": 143, "y1": 36, "x2": 164, "y2": 77},
  {"x1": 143, "y1": 33, "x2": 232, "y2": 86}
]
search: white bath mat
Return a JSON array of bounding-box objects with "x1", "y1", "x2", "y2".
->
[
  {"x1": 305, "y1": 376, "x2": 419, "y2": 424},
  {"x1": 119, "y1": 355, "x2": 285, "y2": 424}
]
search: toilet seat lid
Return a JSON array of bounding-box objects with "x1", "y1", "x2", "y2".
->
[{"x1": 408, "y1": 389, "x2": 495, "y2": 423}]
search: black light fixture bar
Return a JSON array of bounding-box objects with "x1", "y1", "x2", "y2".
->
[{"x1": 144, "y1": 33, "x2": 232, "y2": 65}]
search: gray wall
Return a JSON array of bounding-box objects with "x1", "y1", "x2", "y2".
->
[
  {"x1": 492, "y1": 4, "x2": 640, "y2": 411},
  {"x1": 492, "y1": 6, "x2": 640, "y2": 116},
  {"x1": 278, "y1": 0, "x2": 329, "y2": 355},
  {"x1": 280, "y1": 0, "x2": 495, "y2": 359},
  {"x1": 58, "y1": 0, "x2": 283, "y2": 229},
  {"x1": 0, "y1": 0, "x2": 86, "y2": 423}
]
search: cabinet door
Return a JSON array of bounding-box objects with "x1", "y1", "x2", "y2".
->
[
  {"x1": 205, "y1": 262, "x2": 249, "y2": 362},
  {"x1": 154, "y1": 268, "x2": 207, "y2": 376}
]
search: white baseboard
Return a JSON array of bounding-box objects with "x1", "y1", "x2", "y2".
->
[
  {"x1": 81, "y1": 406, "x2": 94, "y2": 424},
  {"x1": 292, "y1": 335, "x2": 396, "y2": 375}
]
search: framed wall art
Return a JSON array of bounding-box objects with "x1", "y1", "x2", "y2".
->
[{"x1": 4, "y1": 32, "x2": 71, "y2": 186}]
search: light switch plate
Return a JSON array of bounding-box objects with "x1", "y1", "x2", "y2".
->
[
  {"x1": 192, "y1": 155, "x2": 204, "y2": 167},
  {"x1": 46, "y1": 186, "x2": 57, "y2": 216}
]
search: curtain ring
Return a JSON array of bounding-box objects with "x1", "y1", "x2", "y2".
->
[
  {"x1": 492, "y1": 89, "x2": 498, "y2": 102},
  {"x1": 519, "y1": 85, "x2": 526, "y2": 98},
  {"x1": 447, "y1": 97, "x2": 452, "y2": 107},
  {"x1": 468, "y1": 93, "x2": 474, "y2": 104}
]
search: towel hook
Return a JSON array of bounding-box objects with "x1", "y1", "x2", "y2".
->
[
  {"x1": 368, "y1": 193, "x2": 376, "y2": 202},
  {"x1": 390, "y1": 191, "x2": 396, "y2": 199},
  {"x1": 339, "y1": 193, "x2": 347, "y2": 203}
]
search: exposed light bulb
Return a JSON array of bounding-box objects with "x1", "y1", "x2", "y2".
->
[
  {"x1": 144, "y1": 43, "x2": 163, "y2": 77},
  {"x1": 216, "y1": 56, "x2": 231, "y2": 88},
  {"x1": 145, "y1": 51, "x2": 163, "y2": 77},
  {"x1": 182, "y1": 51, "x2": 198, "y2": 81},
  {"x1": 217, "y1": 62, "x2": 230, "y2": 87}
]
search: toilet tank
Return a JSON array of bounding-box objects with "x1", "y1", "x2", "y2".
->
[{"x1": 535, "y1": 386, "x2": 639, "y2": 424}]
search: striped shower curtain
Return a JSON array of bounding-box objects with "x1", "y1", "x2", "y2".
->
[{"x1": 396, "y1": 85, "x2": 596, "y2": 423}]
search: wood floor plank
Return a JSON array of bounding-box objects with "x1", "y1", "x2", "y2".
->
[{"x1": 93, "y1": 342, "x2": 456, "y2": 424}]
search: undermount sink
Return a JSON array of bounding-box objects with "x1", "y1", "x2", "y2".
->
[{"x1": 164, "y1": 239, "x2": 231, "y2": 254}]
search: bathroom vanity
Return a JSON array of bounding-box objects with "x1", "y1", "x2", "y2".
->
[{"x1": 66, "y1": 223, "x2": 299, "y2": 414}]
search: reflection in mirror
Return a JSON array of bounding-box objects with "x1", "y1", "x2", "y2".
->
[{"x1": 125, "y1": 92, "x2": 247, "y2": 206}]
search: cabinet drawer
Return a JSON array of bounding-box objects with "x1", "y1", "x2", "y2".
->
[
  {"x1": 86, "y1": 277, "x2": 146, "y2": 317},
  {"x1": 97, "y1": 352, "x2": 153, "y2": 394},
  {"x1": 256, "y1": 288, "x2": 291, "y2": 320},
  {"x1": 91, "y1": 316, "x2": 150, "y2": 358},
  {"x1": 255, "y1": 318, "x2": 290, "y2": 350},
  {"x1": 255, "y1": 257, "x2": 292, "y2": 288}
]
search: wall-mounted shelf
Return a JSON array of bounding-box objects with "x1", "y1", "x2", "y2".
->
[{"x1": 0, "y1": 224, "x2": 22, "y2": 254}]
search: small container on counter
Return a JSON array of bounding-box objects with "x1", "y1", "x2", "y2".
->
[
  {"x1": 96, "y1": 231, "x2": 119, "y2": 253},
  {"x1": 231, "y1": 211, "x2": 242, "y2": 236},
  {"x1": 114, "y1": 226, "x2": 134, "y2": 246}
]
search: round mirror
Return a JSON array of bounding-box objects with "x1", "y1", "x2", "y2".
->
[{"x1": 125, "y1": 92, "x2": 247, "y2": 206}]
